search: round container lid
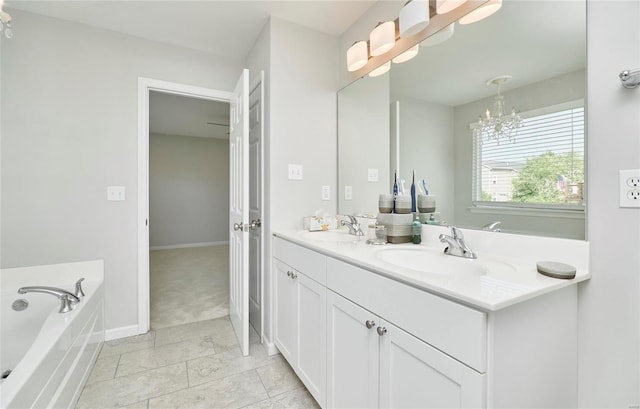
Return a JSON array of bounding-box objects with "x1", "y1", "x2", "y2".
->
[{"x1": 536, "y1": 261, "x2": 576, "y2": 279}]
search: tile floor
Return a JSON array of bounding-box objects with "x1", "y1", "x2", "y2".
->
[
  {"x1": 150, "y1": 245, "x2": 230, "y2": 329},
  {"x1": 76, "y1": 317, "x2": 319, "y2": 409}
]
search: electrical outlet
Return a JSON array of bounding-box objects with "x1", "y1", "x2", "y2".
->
[
  {"x1": 345, "y1": 185, "x2": 353, "y2": 201},
  {"x1": 367, "y1": 168, "x2": 379, "y2": 182},
  {"x1": 322, "y1": 186, "x2": 330, "y2": 201},
  {"x1": 288, "y1": 164, "x2": 303, "y2": 180},
  {"x1": 620, "y1": 169, "x2": 640, "y2": 208},
  {"x1": 107, "y1": 186, "x2": 125, "y2": 201}
]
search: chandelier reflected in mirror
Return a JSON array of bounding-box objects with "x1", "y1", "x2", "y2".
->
[{"x1": 473, "y1": 75, "x2": 521, "y2": 143}]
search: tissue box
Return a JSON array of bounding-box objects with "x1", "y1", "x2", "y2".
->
[{"x1": 303, "y1": 215, "x2": 337, "y2": 231}]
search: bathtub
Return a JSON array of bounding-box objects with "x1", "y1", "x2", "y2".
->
[{"x1": 0, "y1": 260, "x2": 104, "y2": 409}]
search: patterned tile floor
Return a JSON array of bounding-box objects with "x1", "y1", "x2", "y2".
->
[{"x1": 76, "y1": 317, "x2": 319, "y2": 409}]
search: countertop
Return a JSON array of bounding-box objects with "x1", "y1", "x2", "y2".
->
[{"x1": 273, "y1": 226, "x2": 590, "y2": 312}]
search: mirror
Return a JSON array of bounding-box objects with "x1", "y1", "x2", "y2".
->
[{"x1": 338, "y1": 0, "x2": 586, "y2": 239}]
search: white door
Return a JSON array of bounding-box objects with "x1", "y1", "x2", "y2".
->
[
  {"x1": 379, "y1": 320, "x2": 485, "y2": 408},
  {"x1": 229, "y1": 69, "x2": 250, "y2": 356},
  {"x1": 326, "y1": 291, "x2": 379, "y2": 409}
]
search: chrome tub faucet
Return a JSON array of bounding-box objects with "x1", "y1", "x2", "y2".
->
[
  {"x1": 439, "y1": 226, "x2": 477, "y2": 259},
  {"x1": 18, "y1": 286, "x2": 81, "y2": 313}
]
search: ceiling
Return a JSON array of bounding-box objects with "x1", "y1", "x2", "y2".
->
[
  {"x1": 390, "y1": 0, "x2": 586, "y2": 106},
  {"x1": 7, "y1": 0, "x2": 376, "y2": 61}
]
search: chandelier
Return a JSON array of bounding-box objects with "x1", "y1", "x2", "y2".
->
[
  {"x1": 0, "y1": 0, "x2": 13, "y2": 39},
  {"x1": 473, "y1": 75, "x2": 521, "y2": 143}
]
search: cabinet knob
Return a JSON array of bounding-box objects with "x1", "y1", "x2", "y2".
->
[
  {"x1": 291, "y1": 273, "x2": 298, "y2": 279},
  {"x1": 365, "y1": 320, "x2": 376, "y2": 329},
  {"x1": 377, "y1": 326, "x2": 387, "y2": 336},
  {"x1": 286, "y1": 271, "x2": 292, "y2": 277}
]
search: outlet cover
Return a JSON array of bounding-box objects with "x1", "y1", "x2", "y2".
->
[
  {"x1": 322, "y1": 186, "x2": 330, "y2": 201},
  {"x1": 345, "y1": 185, "x2": 353, "y2": 201},
  {"x1": 288, "y1": 164, "x2": 303, "y2": 180},
  {"x1": 367, "y1": 168, "x2": 379, "y2": 182},
  {"x1": 620, "y1": 169, "x2": 640, "y2": 208},
  {"x1": 107, "y1": 186, "x2": 125, "y2": 201}
]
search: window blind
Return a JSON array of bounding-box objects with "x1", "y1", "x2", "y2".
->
[{"x1": 472, "y1": 102, "x2": 585, "y2": 205}]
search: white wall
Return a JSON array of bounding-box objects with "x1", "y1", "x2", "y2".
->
[
  {"x1": 0, "y1": 10, "x2": 241, "y2": 331},
  {"x1": 579, "y1": 1, "x2": 640, "y2": 406},
  {"x1": 453, "y1": 70, "x2": 586, "y2": 239},
  {"x1": 149, "y1": 133, "x2": 229, "y2": 248}
]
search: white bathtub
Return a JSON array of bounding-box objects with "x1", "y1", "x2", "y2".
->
[{"x1": 0, "y1": 260, "x2": 104, "y2": 409}]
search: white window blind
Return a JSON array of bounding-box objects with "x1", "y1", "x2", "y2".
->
[{"x1": 472, "y1": 101, "x2": 585, "y2": 206}]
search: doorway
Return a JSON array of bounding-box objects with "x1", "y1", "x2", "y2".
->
[{"x1": 148, "y1": 91, "x2": 230, "y2": 329}]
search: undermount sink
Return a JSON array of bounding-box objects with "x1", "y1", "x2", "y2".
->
[
  {"x1": 298, "y1": 229, "x2": 362, "y2": 243},
  {"x1": 375, "y1": 247, "x2": 516, "y2": 277}
]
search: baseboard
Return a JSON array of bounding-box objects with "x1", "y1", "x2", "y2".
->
[
  {"x1": 105, "y1": 325, "x2": 140, "y2": 341},
  {"x1": 150, "y1": 241, "x2": 229, "y2": 250},
  {"x1": 264, "y1": 339, "x2": 279, "y2": 356}
]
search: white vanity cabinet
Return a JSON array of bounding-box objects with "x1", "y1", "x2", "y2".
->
[
  {"x1": 326, "y1": 290, "x2": 483, "y2": 408},
  {"x1": 273, "y1": 240, "x2": 327, "y2": 407},
  {"x1": 273, "y1": 235, "x2": 579, "y2": 409}
]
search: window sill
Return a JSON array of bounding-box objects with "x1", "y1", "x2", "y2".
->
[{"x1": 468, "y1": 203, "x2": 585, "y2": 219}]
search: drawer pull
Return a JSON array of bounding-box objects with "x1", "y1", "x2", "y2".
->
[
  {"x1": 286, "y1": 271, "x2": 293, "y2": 277},
  {"x1": 291, "y1": 273, "x2": 298, "y2": 279},
  {"x1": 365, "y1": 320, "x2": 376, "y2": 329},
  {"x1": 377, "y1": 326, "x2": 387, "y2": 336}
]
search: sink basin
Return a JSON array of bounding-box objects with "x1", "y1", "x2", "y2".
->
[
  {"x1": 375, "y1": 247, "x2": 516, "y2": 277},
  {"x1": 298, "y1": 230, "x2": 363, "y2": 243}
]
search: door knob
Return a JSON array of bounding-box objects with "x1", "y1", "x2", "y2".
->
[
  {"x1": 365, "y1": 320, "x2": 376, "y2": 329},
  {"x1": 233, "y1": 222, "x2": 244, "y2": 231},
  {"x1": 377, "y1": 326, "x2": 387, "y2": 336},
  {"x1": 250, "y1": 219, "x2": 262, "y2": 230}
]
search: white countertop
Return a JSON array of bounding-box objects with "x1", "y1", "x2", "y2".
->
[{"x1": 273, "y1": 225, "x2": 590, "y2": 312}]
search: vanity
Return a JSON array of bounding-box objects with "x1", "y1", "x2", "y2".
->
[{"x1": 272, "y1": 226, "x2": 589, "y2": 408}]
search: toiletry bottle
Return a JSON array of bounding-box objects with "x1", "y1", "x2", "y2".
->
[
  {"x1": 392, "y1": 170, "x2": 398, "y2": 213},
  {"x1": 412, "y1": 220, "x2": 421, "y2": 244},
  {"x1": 411, "y1": 170, "x2": 417, "y2": 213}
]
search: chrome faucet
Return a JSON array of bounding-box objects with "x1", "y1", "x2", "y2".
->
[
  {"x1": 439, "y1": 226, "x2": 477, "y2": 259},
  {"x1": 340, "y1": 215, "x2": 364, "y2": 236},
  {"x1": 481, "y1": 221, "x2": 502, "y2": 232},
  {"x1": 18, "y1": 286, "x2": 81, "y2": 313}
]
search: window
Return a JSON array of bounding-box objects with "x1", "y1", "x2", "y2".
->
[{"x1": 472, "y1": 100, "x2": 585, "y2": 209}]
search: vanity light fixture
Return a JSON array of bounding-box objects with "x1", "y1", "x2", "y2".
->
[
  {"x1": 436, "y1": 0, "x2": 467, "y2": 15},
  {"x1": 392, "y1": 44, "x2": 419, "y2": 64},
  {"x1": 399, "y1": 0, "x2": 430, "y2": 38},
  {"x1": 347, "y1": 41, "x2": 369, "y2": 72},
  {"x1": 368, "y1": 61, "x2": 391, "y2": 78},
  {"x1": 420, "y1": 23, "x2": 455, "y2": 47},
  {"x1": 473, "y1": 75, "x2": 522, "y2": 143},
  {"x1": 369, "y1": 21, "x2": 396, "y2": 56},
  {"x1": 0, "y1": 0, "x2": 13, "y2": 39},
  {"x1": 458, "y1": 0, "x2": 502, "y2": 25}
]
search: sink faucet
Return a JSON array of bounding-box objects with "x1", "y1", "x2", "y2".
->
[
  {"x1": 18, "y1": 286, "x2": 81, "y2": 313},
  {"x1": 439, "y1": 226, "x2": 477, "y2": 259},
  {"x1": 481, "y1": 221, "x2": 502, "y2": 232},
  {"x1": 340, "y1": 215, "x2": 364, "y2": 236}
]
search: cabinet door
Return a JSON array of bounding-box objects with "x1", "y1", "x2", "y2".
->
[
  {"x1": 327, "y1": 291, "x2": 379, "y2": 409},
  {"x1": 273, "y1": 259, "x2": 297, "y2": 363},
  {"x1": 379, "y1": 320, "x2": 485, "y2": 409},
  {"x1": 296, "y1": 273, "x2": 326, "y2": 407}
]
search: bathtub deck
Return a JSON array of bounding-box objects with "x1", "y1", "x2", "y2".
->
[{"x1": 75, "y1": 316, "x2": 318, "y2": 408}]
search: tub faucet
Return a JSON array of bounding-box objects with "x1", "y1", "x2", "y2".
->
[
  {"x1": 439, "y1": 226, "x2": 477, "y2": 259},
  {"x1": 17, "y1": 286, "x2": 81, "y2": 313},
  {"x1": 340, "y1": 215, "x2": 364, "y2": 236}
]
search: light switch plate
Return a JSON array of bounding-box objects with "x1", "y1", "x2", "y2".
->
[
  {"x1": 367, "y1": 168, "x2": 379, "y2": 182},
  {"x1": 288, "y1": 164, "x2": 303, "y2": 180},
  {"x1": 107, "y1": 186, "x2": 125, "y2": 201},
  {"x1": 620, "y1": 169, "x2": 640, "y2": 208}
]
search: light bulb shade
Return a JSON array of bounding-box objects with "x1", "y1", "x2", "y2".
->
[
  {"x1": 392, "y1": 45, "x2": 419, "y2": 64},
  {"x1": 369, "y1": 21, "x2": 395, "y2": 56},
  {"x1": 421, "y1": 23, "x2": 455, "y2": 47},
  {"x1": 458, "y1": 0, "x2": 502, "y2": 25},
  {"x1": 399, "y1": 0, "x2": 430, "y2": 38},
  {"x1": 347, "y1": 41, "x2": 368, "y2": 72},
  {"x1": 368, "y1": 61, "x2": 391, "y2": 78},
  {"x1": 436, "y1": 0, "x2": 467, "y2": 14}
]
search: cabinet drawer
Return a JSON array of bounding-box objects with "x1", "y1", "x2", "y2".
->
[
  {"x1": 273, "y1": 237, "x2": 326, "y2": 285},
  {"x1": 327, "y1": 257, "x2": 486, "y2": 372}
]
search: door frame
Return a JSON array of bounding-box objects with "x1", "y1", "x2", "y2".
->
[{"x1": 137, "y1": 77, "x2": 232, "y2": 334}]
